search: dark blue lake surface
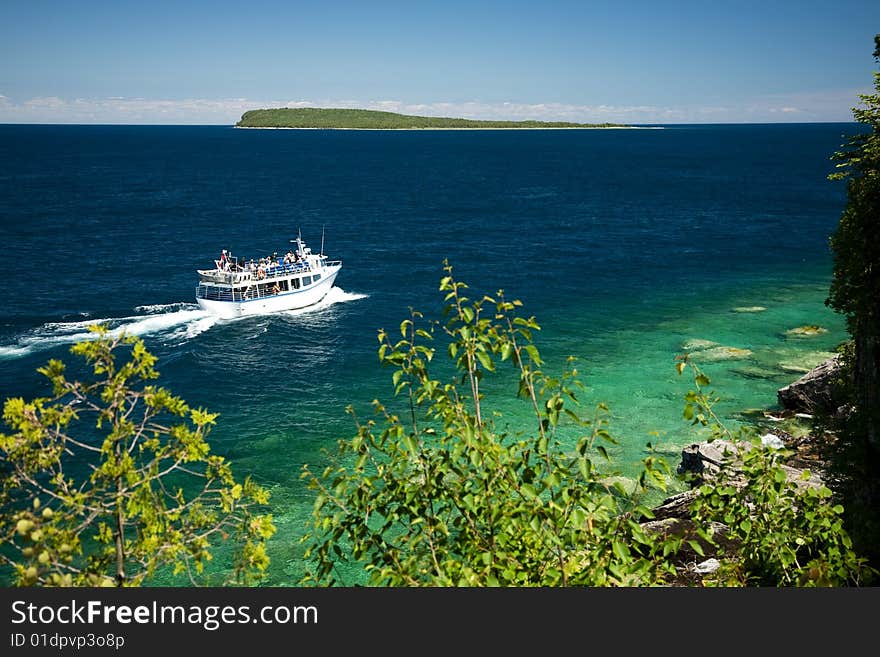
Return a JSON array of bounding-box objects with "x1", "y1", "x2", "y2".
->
[{"x1": 0, "y1": 122, "x2": 860, "y2": 584}]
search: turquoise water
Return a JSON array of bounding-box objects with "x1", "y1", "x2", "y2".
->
[{"x1": 0, "y1": 123, "x2": 857, "y2": 584}]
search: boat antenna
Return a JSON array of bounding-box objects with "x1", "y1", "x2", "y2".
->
[
  {"x1": 320, "y1": 224, "x2": 325, "y2": 256},
  {"x1": 292, "y1": 227, "x2": 304, "y2": 257}
]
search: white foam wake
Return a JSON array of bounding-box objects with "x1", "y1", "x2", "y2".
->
[
  {"x1": 0, "y1": 304, "x2": 217, "y2": 360},
  {"x1": 280, "y1": 287, "x2": 368, "y2": 317},
  {"x1": 133, "y1": 302, "x2": 194, "y2": 314},
  {"x1": 0, "y1": 288, "x2": 367, "y2": 360}
]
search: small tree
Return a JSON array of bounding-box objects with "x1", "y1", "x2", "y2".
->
[
  {"x1": 0, "y1": 327, "x2": 275, "y2": 586},
  {"x1": 301, "y1": 263, "x2": 677, "y2": 586}
]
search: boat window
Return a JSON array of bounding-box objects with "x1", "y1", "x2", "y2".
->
[
  {"x1": 313, "y1": 273, "x2": 321, "y2": 282},
  {"x1": 291, "y1": 278, "x2": 301, "y2": 289},
  {"x1": 303, "y1": 276, "x2": 312, "y2": 286}
]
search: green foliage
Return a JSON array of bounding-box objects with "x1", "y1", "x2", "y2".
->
[
  {"x1": 675, "y1": 356, "x2": 873, "y2": 586},
  {"x1": 827, "y1": 50, "x2": 880, "y2": 325},
  {"x1": 236, "y1": 107, "x2": 626, "y2": 129},
  {"x1": 826, "y1": 35, "x2": 880, "y2": 447},
  {"x1": 301, "y1": 266, "x2": 874, "y2": 587},
  {"x1": 823, "y1": 34, "x2": 880, "y2": 572},
  {"x1": 301, "y1": 263, "x2": 680, "y2": 586},
  {"x1": 0, "y1": 327, "x2": 275, "y2": 587}
]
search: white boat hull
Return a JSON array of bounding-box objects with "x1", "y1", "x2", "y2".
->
[{"x1": 196, "y1": 268, "x2": 340, "y2": 318}]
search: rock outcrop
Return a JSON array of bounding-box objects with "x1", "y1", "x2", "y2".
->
[
  {"x1": 777, "y1": 354, "x2": 842, "y2": 414},
  {"x1": 777, "y1": 353, "x2": 844, "y2": 414},
  {"x1": 676, "y1": 438, "x2": 824, "y2": 490},
  {"x1": 646, "y1": 356, "x2": 846, "y2": 584},
  {"x1": 649, "y1": 435, "x2": 825, "y2": 523}
]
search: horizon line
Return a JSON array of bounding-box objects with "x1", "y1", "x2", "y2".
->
[{"x1": 0, "y1": 120, "x2": 863, "y2": 127}]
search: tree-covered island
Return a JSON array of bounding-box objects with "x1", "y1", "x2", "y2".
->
[{"x1": 235, "y1": 107, "x2": 628, "y2": 129}]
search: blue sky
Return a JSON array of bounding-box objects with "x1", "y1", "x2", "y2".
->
[{"x1": 1, "y1": 0, "x2": 878, "y2": 124}]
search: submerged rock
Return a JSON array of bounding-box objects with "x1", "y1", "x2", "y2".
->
[
  {"x1": 682, "y1": 339, "x2": 752, "y2": 362},
  {"x1": 777, "y1": 350, "x2": 837, "y2": 374},
  {"x1": 602, "y1": 476, "x2": 639, "y2": 496},
  {"x1": 731, "y1": 365, "x2": 787, "y2": 380},
  {"x1": 692, "y1": 346, "x2": 753, "y2": 362},
  {"x1": 785, "y1": 325, "x2": 829, "y2": 338},
  {"x1": 681, "y1": 338, "x2": 719, "y2": 351}
]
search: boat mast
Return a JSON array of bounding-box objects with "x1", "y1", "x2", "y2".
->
[{"x1": 320, "y1": 224, "x2": 325, "y2": 256}]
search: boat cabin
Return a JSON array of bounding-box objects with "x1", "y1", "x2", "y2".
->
[{"x1": 196, "y1": 259, "x2": 328, "y2": 303}]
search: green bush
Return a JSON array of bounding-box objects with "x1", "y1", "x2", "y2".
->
[
  {"x1": 0, "y1": 327, "x2": 275, "y2": 586},
  {"x1": 301, "y1": 263, "x2": 686, "y2": 586},
  {"x1": 301, "y1": 265, "x2": 873, "y2": 586},
  {"x1": 676, "y1": 356, "x2": 873, "y2": 586}
]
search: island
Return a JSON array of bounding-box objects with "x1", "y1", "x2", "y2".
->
[{"x1": 235, "y1": 107, "x2": 628, "y2": 129}]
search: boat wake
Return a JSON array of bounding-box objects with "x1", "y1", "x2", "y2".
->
[
  {"x1": 0, "y1": 288, "x2": 366, "y2": 360},
  {"x1": 0, "y1": 304, "x2": 216, "y2": 360},
  {"x1": 280, "y1": 287, "x2": 368, "y2": 317}
]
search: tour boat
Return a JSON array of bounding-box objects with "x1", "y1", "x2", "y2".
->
[{"x1": 195, "y1": 233, "x2": 342, "y2": 318}]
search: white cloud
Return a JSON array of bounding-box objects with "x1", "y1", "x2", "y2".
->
[
  {"x1": 0, "y1": 90, "x2": 868, "y2": 124},
  {"x1": 0, "y1": 96, "x2": 262, "y2": 124}
]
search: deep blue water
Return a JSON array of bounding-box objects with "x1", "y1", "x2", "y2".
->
[{"x1": 0, "y1": 123, "x2": 861, "y2": 584}]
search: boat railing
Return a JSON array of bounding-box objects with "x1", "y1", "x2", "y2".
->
[
  {"x1": 198, "y1": 270, "x2": 254, "y2": 284},
  {"x1": 196, "y1": 286, "x2": 236, "y2": 302},
  {"x1": 196, "y1": 265, "x2": 322, "y2": 301},
  {"x1": 198, "y1": 261, "x2": 313, "y2": 285},
  {"x1": 196, "y1": 285, "x2": 271, "y2": 302},
  {"x1": 259, "y1": 261, "x2": 311, "y2": 278}
]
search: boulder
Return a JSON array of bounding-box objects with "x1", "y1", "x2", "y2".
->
[
  {"x1": 649, "y1": 489, "x2": 699, "y2": 521},
  {"x1": 676, "y1": 439, "x2": 739, "y2": 479},
  {"x1": 777, "y1": 353, "x2": 844, "y2": 414},
  {"x1": 693, "y1": 558, "x2": 721, "y2": 574}
]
